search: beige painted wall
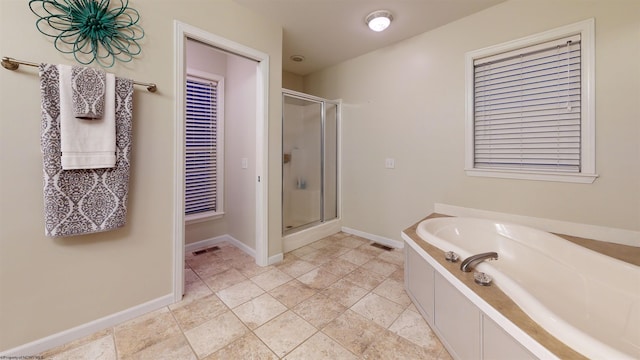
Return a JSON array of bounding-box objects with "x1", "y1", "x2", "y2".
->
[
  {"x1": 0, "y1": 0, "x2": 282, "y2": 351},
  {"x1": 305, "y1": 0, "x2": 640, "y2": 241},
  {"x1": 283, "y1": 70, "x2": 304, "y2": 92},
  {"x1": 225, "y1": 55, "x2": 258, "y2": 249}
]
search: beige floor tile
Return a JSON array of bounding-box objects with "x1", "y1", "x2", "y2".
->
[
  {"x1": 185, "y1": 250, "x2": 220, "y2": 269},
  {"x1": 318, "y1": 258, "x2": 359, "y2": 277},
  {"x1": 120, "y1": 334, "x2": 196, "y2": 360},
  {"x1": 319, "y1": 244, "x2": 352, "y2": 258},
  {"x1": 184, "y1": 311, "x2": 248, "y2": 358},
  {"x1": 292, "y1": 293, "x2": 347, "y2": 329},
  {"x1": 338, "y1": 235, "x2": 369, "y2": 249},
  {"x1": 389, "y1": 267, "x2": 405, "y2": 283},
  {"x1": 360, "y1": 258, "x2": 399, "y2": 277},
  {"x1": 269, "y1": 279, "x2": 318, "y2": 308},
  {"x1": 276, "y1": 257, "x2": 317, "y2": 278},
  {"x1": 234, "y1": 260, "x2": 274, "y2": 278},
  {"x1": 377, "y1": 249, "x2": 405, "y2": 266},
  {"x1": 308, "y1": 237, "x2": 337, "y2": 249},
  {"x1": 283, "y1": 331, "x2": 358, "y2": 360},
  {"x1": 250, "y1": 268, "x2": 293, "y2": 291},
  {"x1": 342, "y1": 268, "x2": 387, "y2": 290},
  {"x1": 322, "y1": 310, "x2": 387, "y2": 356},
  {"x1": 339, "y1": 249, "x2": 375, "y2": 266},
  {"x1": 49, "y1": 334, "x2": 115, "y2": 360},
  {"x1": 216, "y1": 279, "x2": 265, "y2": 308},
  {"x1": 373, "y1": 278, "x2": 412, "y2": 307},
  {"x1": 39, "y1": 329, "x2": 112, "y2": 359},
  {"x1": 288, "y1": 244, "x2": 317, "y2": 257},
  {"x1": 254, "y1": 311, "x2": 317, "y2": 357},
  {"x1": 389, "y1": 308, "x2": 442, "y2": 353},
  {"x1": 297, "y1": 268, "x2": 339, "y2": 290},
  {"x1": 38, "y1": 233, "x2": 412, "y2": 360},
  {"x1": 356, "y1": 242, "x2": 387, "y2": 256},
  {"x1": 299, "y1": 249, "x2": 337, "y2": 266},
  {"x1": 170, "y1": 293, "x2": 228, "y2": 331},
  {"x1": 321, "y1": 278, "x2": 369, "y2": 307},
  {"x1": 203, "y1": 267, "x2": 248, "y2": 292},
  {"x1": 188, "y1": 254, "x2": 232, "y2": 279},
  {"x1": 351, "y1": 293, "x2": 405, "y2": 328},
  {"x1": 113, "y1": 307, "x2": 182, "y2": 357},
  {"x1": 204, "y1": 332, "x2": 278, "y2": 360},
  {"x1": 217, "y1": 248, "x2": 254, "y2": 264},
  {"x1": 232, "y1": 293, "x2": 287, "y2": 329},
  {"x1": 361, "y1": 329, "x2": 437, "y2": 359}
]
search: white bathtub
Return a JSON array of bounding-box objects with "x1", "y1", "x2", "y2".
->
[{"x1": 415, "y1": 217, "x2": 640, "y2": 360}]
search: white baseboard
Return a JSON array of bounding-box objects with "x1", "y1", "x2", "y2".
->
[
  {"x1": 0, "y1": 294, "x2": 174, "y2": 358},
  {"x1": 186, "y1": 234, "x2": 256, "y2": 258},
  {"x1": 341, "y1": 227, "x2": 404, "y2": 249},
  {"x1": 434, "y1": 203, "x2": 640, "y2": 247},
  {"x1": 268, "y1": 253, "x2": 284, "y2": 265},
  {"x1": 282, "y1": 220, "x2": 342, "y2": 253}
]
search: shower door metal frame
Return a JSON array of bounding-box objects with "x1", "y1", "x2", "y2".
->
[{"x1": 282, "y1": 89, "x2": 340, "y2": 235}]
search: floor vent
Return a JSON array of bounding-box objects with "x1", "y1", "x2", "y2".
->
[
  {"x1": 371, "y1": 243, "x2": 393, "y2": 251},
  {"x1": 192, "y1": 246, "x2": 221, "y2": 256}
]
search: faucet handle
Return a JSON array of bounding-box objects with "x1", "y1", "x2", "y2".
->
[
  {"x1": 474, "y1": 271, "x2": 493, "y2": 286},
  {"x1": 445, "y1": 251, "x2": 459, "y2": 262}
]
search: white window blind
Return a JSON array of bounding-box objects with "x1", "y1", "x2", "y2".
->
[
  {"x1": 185, "y1": 78, "x2": 218, "y2": 215},
  {"x1": 473, "y1": 35, "x2": 581, "y2": 173}
]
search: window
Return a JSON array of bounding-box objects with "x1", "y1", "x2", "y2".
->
[
  {"x1": 465, "y1": 19, "x2": 597, "y2": 183},
  {"x1": 185, "y1": 72, "x2": 224, "y2": 223}
]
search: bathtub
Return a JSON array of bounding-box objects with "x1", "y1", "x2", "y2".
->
[{"x1": 410, "y1": 217, "x2": 639, "y2": 359}]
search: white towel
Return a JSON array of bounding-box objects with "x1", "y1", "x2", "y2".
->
[{"x1": 59, "y1": 64, "x2": 116, "y2": 169}]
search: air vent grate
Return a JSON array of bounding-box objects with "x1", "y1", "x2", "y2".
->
[
  {"x1": 370, "y1": 243, "x2": 393, "y2": 251},
  {"x1": 192, "y1": 246, "x2": 220, "y2": 256}
]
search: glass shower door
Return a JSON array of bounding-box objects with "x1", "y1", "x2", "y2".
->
[{"x1": 282, "y1": 94, "x2": 322, "y2": 233}]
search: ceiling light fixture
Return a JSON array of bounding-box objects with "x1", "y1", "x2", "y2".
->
[
  {"x1": 290, "y1": 55, "x2": 305, "y2": 62},
  {"x1": 365, "y1": 10, "x2": 393, "y2": 32}
]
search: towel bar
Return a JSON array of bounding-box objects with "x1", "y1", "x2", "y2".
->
[{"x1": 2, "y1": 56, "x2": 157, "y2": 92}]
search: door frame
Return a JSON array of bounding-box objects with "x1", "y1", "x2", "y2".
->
[{"x1": 173, "y1": 21, "x2": 269, "y2": 302}]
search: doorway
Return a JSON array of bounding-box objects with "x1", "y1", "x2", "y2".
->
[{"x1": 173, "y1": 21, "x2": 269, "y2": 302}]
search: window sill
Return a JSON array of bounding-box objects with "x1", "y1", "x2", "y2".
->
[
  {"x1": 465, "y1": 168, "x2": 598, "y2": 184},
  {"x1": 185, "y1": 211, "x2": 225, "y2": 225}
]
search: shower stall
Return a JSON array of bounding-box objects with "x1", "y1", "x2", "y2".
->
[{"x1": 282, "y1": 90, "x2": 339, "y2": 235}]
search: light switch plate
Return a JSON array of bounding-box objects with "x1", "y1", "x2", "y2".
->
[{"x1": 385, "y1": 158, "x2": 395, "y2": 169}]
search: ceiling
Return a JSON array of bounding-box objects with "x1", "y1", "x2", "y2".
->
[{"x1": 235, "y1": 0, "x2": 506, "y2": 76}]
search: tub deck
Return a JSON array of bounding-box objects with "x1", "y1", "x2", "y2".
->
[
  {"x1": 405, "y1": 213, "x2": 640, "y2": 359},
  {"x1": 404, "y1": 214, "x2": 591, "y2": 359}
]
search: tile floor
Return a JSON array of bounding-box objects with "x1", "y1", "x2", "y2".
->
[{"x1": 39, "y1": 232, "x2": 452, "y2": 359}]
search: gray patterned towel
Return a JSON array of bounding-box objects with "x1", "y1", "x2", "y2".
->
[
  {"x1": 39, "y1": 64, "x2": 133, "y2": 237},
  {"x1": 72, "y1": 66, "x2": 106, "y2": 119}
]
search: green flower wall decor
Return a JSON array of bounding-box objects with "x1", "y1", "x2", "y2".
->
[{"x1": 29, "y1": 0, "x2": 144, "y2": 68}]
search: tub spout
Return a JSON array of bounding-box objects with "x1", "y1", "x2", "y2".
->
[{"x1": 460, "y1": 252, "x2": 498, "y2": 272}]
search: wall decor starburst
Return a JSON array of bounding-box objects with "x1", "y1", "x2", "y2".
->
[{"x1": 29, "y1": 0, "x2": 144, "y2": 68}]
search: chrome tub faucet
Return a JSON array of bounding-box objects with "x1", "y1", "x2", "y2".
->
[{"x1": 460, "y1": 252, "x2": 498, "y2": 272}]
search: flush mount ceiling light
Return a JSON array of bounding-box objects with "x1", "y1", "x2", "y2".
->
[
  {"x1": 290, "y1": 55, "x2": 305, "y2": 62},
  {"x1": 365, "y1": 10, "x2": 393, "y2": 32}
]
